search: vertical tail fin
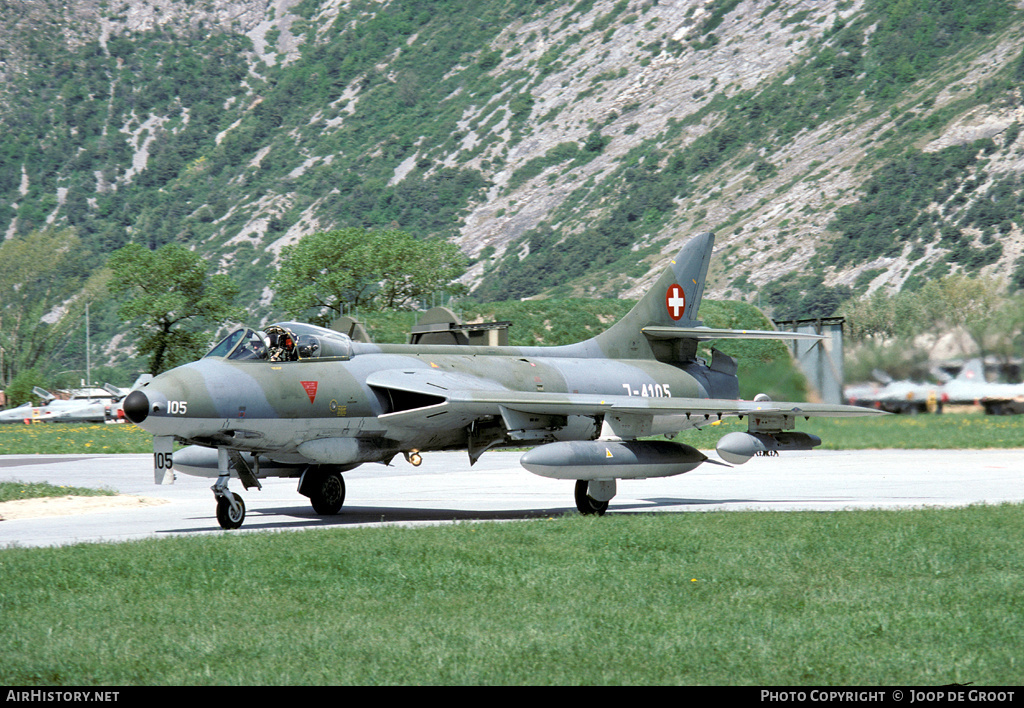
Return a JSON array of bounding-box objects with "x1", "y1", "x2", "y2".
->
[
  {"x1": 955, "y1": 359, "x2": 985, "y2": 382},
  {"x1": 594, "y1": 231, "x2": 714, "y2": 359}
]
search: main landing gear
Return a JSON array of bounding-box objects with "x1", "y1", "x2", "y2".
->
[
  {"x1": 574, "y1": 479, "x2": 616, "y2": 516},
  {"x1": 210, "y1": 455, "x2": 349, "y2": 530},
  {"x1": 301, "y1": 468, "x2": 346, "y2": 516}
]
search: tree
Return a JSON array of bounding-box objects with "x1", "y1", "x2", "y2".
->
[
  {"x1": 271, "y1": 227, "x2": 468, "y2": 325},
  {"x1": 841, "y1": 288, "x2": 926, "y2": 343},
  {"x1": 840, "y1": 273, "x2": 1023, "y2": 382},
  {"x1": 920, "y1": 273, "x2": 1000, "y2": 326},
  {"x1": 4, "y1": 369, "x2": 46, "y2": 408},
  {"x1": 107, "y1": 243, "x2": 241, "y2": 374},
  {"x1": 955, "y1": 280, "x2": 1022, "y2": 372},
  {"x1": 0, "y1": 229, "x2": 93, "y2": 387},
  {"x1": 980, "y1": 293, "x2": 1024, "y2": 381}
]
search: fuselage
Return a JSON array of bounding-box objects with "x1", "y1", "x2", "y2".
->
[{"x1": 126, "y1": 334, "x2": 725, "y2": 465}]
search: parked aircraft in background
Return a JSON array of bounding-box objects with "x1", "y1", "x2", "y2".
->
[
  {"x1": 0, "y1": 401, "x2": 43, "y2": 424},
  {"x1": 845, "y1": 359, "x2": 1024, "y2": 415},
  {"x1": 41, "y1": 398, "x2": 118, "y2": 424},
  {"x1": 940, "y1": 359, "x2": 1024, "y2": 415},
  {"x1": 843, "y1": 371, "x2": 939, "y2": 414},
  {"x1": 0, "y1": 388, "x2": 102, "y2": 424},
  {"x1": 0, "y1": 380, "x2": 148, "y2": 424}
]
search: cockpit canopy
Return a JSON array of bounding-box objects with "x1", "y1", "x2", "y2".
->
[{"x1": 204, "y1": 322, "x2": 354, "y2": 362}]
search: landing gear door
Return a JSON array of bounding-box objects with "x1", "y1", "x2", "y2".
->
[{"x1": 154, "y1": 435, "x2": 175, "y2": 485}]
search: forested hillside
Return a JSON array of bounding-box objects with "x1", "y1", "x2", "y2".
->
[{"x1": 2, "y1": 0, "x2": 1024, "y2": 381}]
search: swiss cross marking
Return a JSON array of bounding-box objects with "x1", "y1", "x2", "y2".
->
[{"x1": 666, "y1": 284, "x2": 686, "y2": 321}]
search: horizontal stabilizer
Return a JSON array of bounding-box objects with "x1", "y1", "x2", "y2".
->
[{"x1": 641, "y1": 326, "x2": 824, "y2": 341}]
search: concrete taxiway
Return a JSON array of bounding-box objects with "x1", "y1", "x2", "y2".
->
[{"x1": 1, "y1": 448, "x2": 1022, "y2": 548}]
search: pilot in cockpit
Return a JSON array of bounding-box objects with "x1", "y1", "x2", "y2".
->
[{"x1": 267, "y1": 331, "x2": 296, "y2": 361}]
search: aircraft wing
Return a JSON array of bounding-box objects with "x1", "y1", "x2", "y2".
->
[
  {"x1": 460, "y1": 391, "x2": 878, "y2": 418},
  {"x1": 368, "y1": 368, "x2": 884, "y2": 436},
  {"x1": 453, "y1": 391, "x2": 882, "y2": 437}
]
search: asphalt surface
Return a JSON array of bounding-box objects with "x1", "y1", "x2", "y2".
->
[{"x1": 1, "y1": 448, "x2": 1022, "y2": 548}]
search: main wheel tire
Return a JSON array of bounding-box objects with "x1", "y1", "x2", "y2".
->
[
  {"x1": 216, "y1": 492, "x2": 246, "y2": 529},
  {"x1": 310, "y1": 471, "x2": 346, "y2": 515},
  {"x1": 574, "y1": 480, "x2": 608, "y2": 516}
]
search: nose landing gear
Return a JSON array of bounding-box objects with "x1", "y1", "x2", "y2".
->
[
  {"x1": 211, "y1": 448, "x2": 260, "y2": 530},
  {"x1": 215, "y1": 488, "x2": 246, "y2": 529}
]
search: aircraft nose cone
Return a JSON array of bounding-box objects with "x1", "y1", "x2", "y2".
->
[{"x1": 122, "y1": 390, "x2": 150, "y2": 425}]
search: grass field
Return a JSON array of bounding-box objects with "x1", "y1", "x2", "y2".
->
[
  {"x1": 1, "y1": 505, "x2": 1022, "y2": 685},
  {"x1": 0, "y1": 481, "x2": 115, "y2": 503},
  {"x1": 0, "y1": 423, "x2": 153, "y2": 455}
]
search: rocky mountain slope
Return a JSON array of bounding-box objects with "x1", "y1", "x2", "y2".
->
[{"x1": 3, "y1": 0, "x2": 1024, "y2": 328}]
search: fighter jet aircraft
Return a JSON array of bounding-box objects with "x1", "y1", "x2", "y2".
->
[
  {"x1": 0, "y1": 401, "x2": 42, "y2": 424},
  {"x1": 844, "y1": 371, "x2": 938, "y2": 414},
  {"x1": 938, "y1": 359, "x2": 1024, "y2": 415},
  {"x1": 123, "y1": 231, "x2": 884, "y2": 529},
  {"x1": 845, "y1": 359, "x2": 1024, "y2": 415},
  {"x1": 0, "y1": 387, "x2": 109, "y2": 424},
  {"x1": 0, "y1": 384, "x2": 142, "y2": 424}
]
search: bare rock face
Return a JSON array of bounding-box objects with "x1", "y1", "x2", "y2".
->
[{"x1": 3, "y1": 0, "x2": 1024, "y2": 313}]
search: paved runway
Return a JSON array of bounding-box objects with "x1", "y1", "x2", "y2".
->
[{"x1": 1, "y1": 448, "x2": 1022, "y2": 548}]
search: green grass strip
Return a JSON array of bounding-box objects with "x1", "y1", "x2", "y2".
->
[
  {"x1": 1, "y1": 505, "x2": 1021, "y2": 685},
  {"x1": 0, "y1": 481, "x2": 115, "y2": 503},
  {"x1": 0, "y1": 424, "x2": 155, "y2": 455},
  {"x1": 685, "y1": 413, "x2": 1024, "y2": 450}
]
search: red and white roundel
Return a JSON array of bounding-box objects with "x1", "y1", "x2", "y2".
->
[{"x1": 666, "y1": 284, "x2": 686, "y2": 321}]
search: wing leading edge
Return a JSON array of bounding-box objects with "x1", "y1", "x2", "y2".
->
[{"x1": 369, "y1": 368, "x2": 884, "y2": 447}]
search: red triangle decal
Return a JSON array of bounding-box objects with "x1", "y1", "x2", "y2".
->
[{"x1": 301, "y1": 381, "x2": 319, "y2": 403}]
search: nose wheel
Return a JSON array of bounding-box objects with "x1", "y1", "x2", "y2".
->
[
  {"x1": 213, "y1": 475, "x2": 246, "y2": 529},
  {"x1": 215, "y1": 491, "x2": 246, "y2": 529}
]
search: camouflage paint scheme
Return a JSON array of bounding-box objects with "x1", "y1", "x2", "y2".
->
[{"x1": 123, "y1": 232, "x2": 884, "y2": 528}]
